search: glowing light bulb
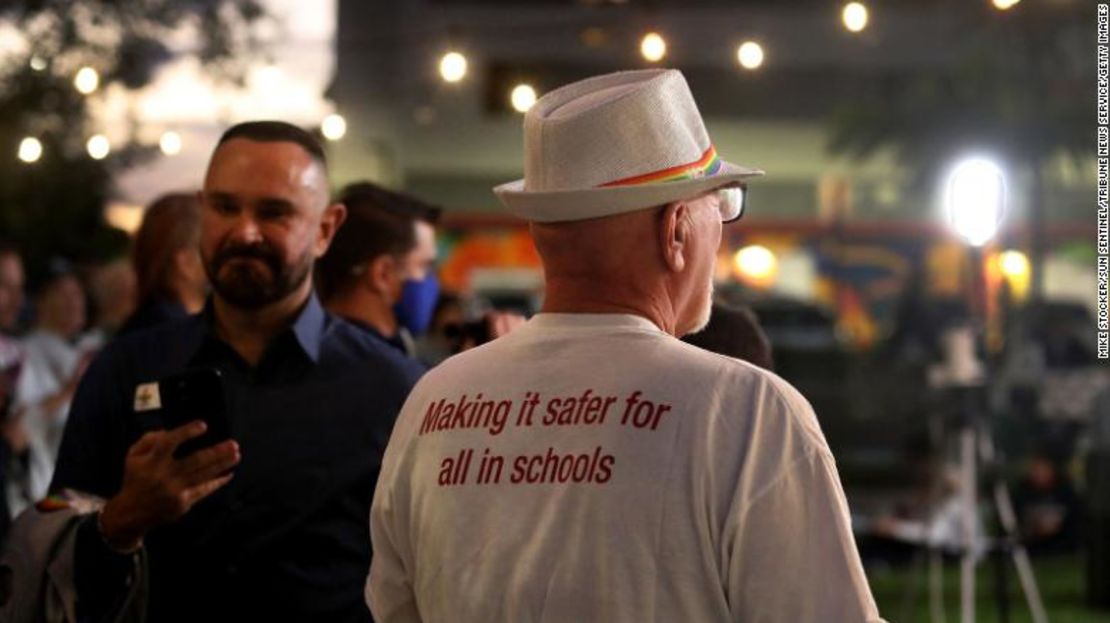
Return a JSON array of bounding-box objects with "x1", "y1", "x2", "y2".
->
[
  {"x1": 842, "y1": 3, "x2": 869, "y2": 33},
  {"x1": 640, "y1": 32, "x2": 666, "y2": 62},
  {"x1": 733, "y1": 245, "x2": 778, "y2": 285},
  {"x1": 86, "y1": 134, "x2": 110, "y2": 160},
  {"x1": 321, "y1": 114, "x2": 347, "y2": 141},
  {"x1": 510, "y1": 84, "x2": 537, "y2": 113},
  {"x1": 998, "y1": 250, "x2": 1029, "y2": 280},
  {"x1": 159, "y1": 131, "x2": 182, "y2": 156},
  {"x1": 439, "y1": 51, "x2": 468, "y2": 83},
  {"x1": 18, "y1": 137, "x2": 42, "y2": 163},
  {"x1": 74, "y1": 66, "x2": 99, "y2": 94},
  {"x1": 737, "y1": 41, "x2": 764, "y2": 70}
]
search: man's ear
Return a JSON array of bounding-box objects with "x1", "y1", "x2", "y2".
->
[
  {"x1": 315, "y1": 202, "x2": 348, "y2": 257},
  {"x1": 659, "y1": 201, "x2": 688, "y2": 273},
  {"x1": 367, "y1": 254, "x2": 399, "y2": 295}
]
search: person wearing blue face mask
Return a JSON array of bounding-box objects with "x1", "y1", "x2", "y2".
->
[{"x1": 317, "y1": 182, "x2": 441, "y2": 358}]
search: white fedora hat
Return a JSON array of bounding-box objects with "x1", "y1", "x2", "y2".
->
[{"x1": 494, "y1": 69, "x2": 763, "y2": 222}]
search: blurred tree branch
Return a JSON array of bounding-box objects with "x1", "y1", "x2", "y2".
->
[{"x1": 0, "y1": 0, "x2": 267, "y2": 280}]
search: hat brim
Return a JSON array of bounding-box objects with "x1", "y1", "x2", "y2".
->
[{"x1": 493, "y1": 161, "x2": 764, "y2": 223}]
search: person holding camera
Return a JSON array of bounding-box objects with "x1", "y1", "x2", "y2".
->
[{"x1": 47, "y1": 122, "x2": 424, "y2": 622}]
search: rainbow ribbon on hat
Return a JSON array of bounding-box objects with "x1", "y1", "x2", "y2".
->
[{"x1": 599, "y1": 145, "x2": 722, "y2": 188}]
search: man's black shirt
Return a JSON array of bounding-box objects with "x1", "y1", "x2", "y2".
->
[
  {"x1": 116, "y1": 297, "x2": 189, "y2": 338},
  {"x1": 51, "y1": 294, "x2": 424, "y2": 622}
]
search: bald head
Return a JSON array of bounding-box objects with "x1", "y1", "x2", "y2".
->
[
  {"x1": 532, "y1": 193, "x2": 723, "y2": 336},
  {"x1": 210, "y1": 120, "x2": 330, "y2": 211},
  {"x1": 205, "y1": 138, "x2": 331, "y2": 212},
  {"x1": 532, "y1": 209, "x2": 660, "y2": 284}
]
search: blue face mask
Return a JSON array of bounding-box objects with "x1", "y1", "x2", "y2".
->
[{"x1": 393, "y1": 274, "x2": 440, "y2": 336}]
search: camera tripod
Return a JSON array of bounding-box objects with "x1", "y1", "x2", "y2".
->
[{"x1": 899, "y1": 383, "x2": 1049, "y2": 623}]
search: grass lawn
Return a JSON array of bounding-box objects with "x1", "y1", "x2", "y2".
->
[{"x1": 869, "y1": 553, "x2": 1110, "y2": 622}]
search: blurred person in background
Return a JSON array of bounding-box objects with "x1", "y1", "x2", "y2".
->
[
  {"x1": 415, "y1": 292, "x2": 466, "y2": 365},
  {"x1": 318, "y1": 183, "x2": 524, "y2": 365},
  {"x1": 410, "y1": 292, "x2": 529, "y2": 366},
  {"x1": 318, "y1": 181, "x2": 442, "y2": 357},
  {"x1": 0, "y1": 244, "x2": 25, "y2": 541},
  {"x1": 682, "y1": 301, "x2": 774, "y2": 370},
  {"x1": 7, "y1": 260, "x2": 94, "y2": 517},
  {"x1": 0, "y1": 245, "x2": 24, "y2": 335},
  {"x1": 1013, "y1": 452, "x2": 1082, "y2": 556},
  {"x1": 117, "y1": 192, "x2": 207, "y2": 337},
  {"x1": 84, "y1": 258, "x2": 137, "y2": 346}
]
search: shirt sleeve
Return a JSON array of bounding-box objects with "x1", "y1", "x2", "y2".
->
[
  {"x1": 366, "y1": 380, "x2": 426, "y2": 623},
  {"x1": 724, "y1": 447, "x2": 885, "y2": 623},
  {"x1": 73, "y1": 514, "x2": 138, "y2": 618},
  {"x1": 366, "y1": 474, "x2": 421, "y2": 623}
]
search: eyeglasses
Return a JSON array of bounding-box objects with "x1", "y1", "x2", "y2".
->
[{"x1": 717, "y1": 184, "x2": 747, "y2": 224}]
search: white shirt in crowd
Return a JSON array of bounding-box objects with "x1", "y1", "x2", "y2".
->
[
  {"x1": 368, "y1": 313, "x2": 884, "y2": 623},
  {"x1": 7, "y1": 329, "x2": 99, "y2": 515}
]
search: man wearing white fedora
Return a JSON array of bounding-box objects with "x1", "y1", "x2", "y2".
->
[{"x1": 367, "y1": 69, "x2": 884, "y2": 622}]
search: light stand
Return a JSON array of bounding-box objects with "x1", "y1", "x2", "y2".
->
[{"x1": 942, "y1": 158, "x2": 1048, "y2": 623}]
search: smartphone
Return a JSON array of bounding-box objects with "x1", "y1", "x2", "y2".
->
[{"x1": 138, "y1": 367, "x2": 231, "y2": 458}]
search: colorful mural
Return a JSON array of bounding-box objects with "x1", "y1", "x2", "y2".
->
[{"x1": 437, "y1": 227, "x2": 541, "y2": 293}]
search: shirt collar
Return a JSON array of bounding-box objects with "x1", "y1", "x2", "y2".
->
[
  {"x1": 525, "y1": 313, "x2": 664, "y2": 334},
  {"x1": 196, "y1": 291, "x2": 327, "y2": 365},
  {"x1": 290, "y1": 292, "x2": 326, "y2": 362},
  {"x1": 342, "y1": 316, "x2": 409, "y2": 355}
]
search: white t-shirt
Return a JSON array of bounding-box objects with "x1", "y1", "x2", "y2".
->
[{"x1": 368, "y1": 313, "x2": 884, "y2": 623}]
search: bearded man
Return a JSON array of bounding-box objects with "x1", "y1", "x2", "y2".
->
[{"x1": 50, "y1": 121, "x2": 423, "y2": 622}]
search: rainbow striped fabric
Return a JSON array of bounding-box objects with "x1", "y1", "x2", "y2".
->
[
  {"x1": 35, "y1": 494, "x2": 72, "y2": 513},
  {"x1": 600, "y1": 145, "x2": 722, "y2": 188}
]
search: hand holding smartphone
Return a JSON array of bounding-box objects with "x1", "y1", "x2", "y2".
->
[
  {"x1": 138, "y1": 367, "x2": 232, "y2": 458},
  {"x1": 100, "y1": 368, "x2": 239, "y2": 550}
]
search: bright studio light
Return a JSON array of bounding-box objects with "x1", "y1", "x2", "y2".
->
[
  {"x1": 159, "y1": 131, "x2": 182, "y2": 156},
  {"x1": 321, "y1": 113, "x2": 347, "y2": 141},
  {"x1": 74, "y1": 66, "x2": 99, "y2": 94},
  {"x1": 733, "y1": 245, "x2": 778, "y2": 285},
  {"x1": 842, "y1": 2, "x2": 869, "y2": 33},
  {"x1": 439, "y1": 51, "x2": 468, "y2": 83},
  {"x1": 945, "y1": 157, "x2": 1006, "y2": 247},
  {"x1": 510, "y1": 84, "x2": 537, "y2": 113},
  {"x1": 992, "y1": 0, "x2": 1021, "y2": 10},
  {"x1": 640, "y1": 32, "x2": 667, "y2": 62},
  {"x1": 86, "y1": 134, "x2": 110, "y2": 160},
  {"x1": 737, "y1": 41, "x2": 764, "y2": 70},
  {"x1": 18, "y1": 137, "x2": 42, "y2": 163}
]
